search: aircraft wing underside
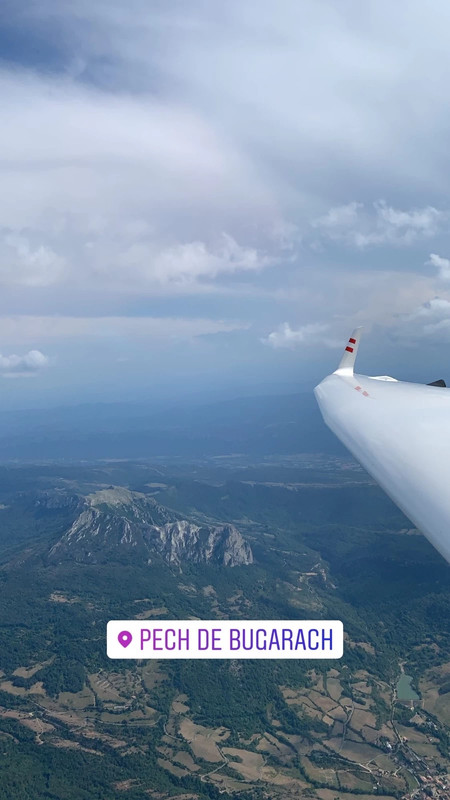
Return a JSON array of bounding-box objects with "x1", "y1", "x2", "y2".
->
[{"x1": 314, "y1": 328, "x2": 450, "y2": 564}]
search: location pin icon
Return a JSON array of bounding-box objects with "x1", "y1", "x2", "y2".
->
[{"x1": 118, "y1": 630, "x2": 132, "y2": 648}]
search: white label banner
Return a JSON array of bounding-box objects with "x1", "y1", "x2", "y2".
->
[{"x1": 107, "y1": 620, "x2": 343, "y2": 659}]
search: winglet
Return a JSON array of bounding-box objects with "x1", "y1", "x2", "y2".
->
[{"x1": 334, "y1": 327, "x2": 363, "y2": 376}]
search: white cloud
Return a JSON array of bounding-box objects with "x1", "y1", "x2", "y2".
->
[
  {"x1": 391, "y1": 295, "x2": 450, "y2": 346},
  {"x1": 112, "y1": 234, "x2": 270, "y2": 288},
  {"x1": 422, "y1": 317, "x2": 450, "y2": 338},
  {"x1": 0, "y1": 219, "x2": 278, "y2": 295},
  {"x1": 313, "y1": 201, "x2": 445, "y2": 248},
  {"x1": 372, "y1": 202, "x2": 443, "y2": 244},
  {"x1": 427, "y1": 253, "x2": 450, "y2": 282},
  {"x1": 3, "y1": 1, "x2": 450, "y2": 395},
  {"x1": 262, "y1": 322, "x2": 340, "y2": 349},
  {"x1": 0, "y1": 349, "x2": 49, "y2": 377},
  {"x1": 312, "y1": 202, "x2": 363, "y2": 230},
  {"x1": 0, "y1": 66, "x2": 289, "y2": 302},
  {"x1": 377, "y1": 204, "x2": 440, "y2": 233},
  {"x1": 406, "y1": 297, "x2": 450, "y2": 319},
  {"x1": 0, "y1": 233, "x2": 65, "y2": 287},
  {"x1": 269, "y1": 219, "x2": 301, "y2": 252}
]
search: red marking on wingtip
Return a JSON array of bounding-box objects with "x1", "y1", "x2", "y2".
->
[
  {"x1": 345, "y1": 346, "x2": 354, "y2": 353},
  {"x1": 354, "y1": 386, "x2": 362, "y2": 391},
  {"x1": 362, "y1": 391, "x2": 369, "y2": 397},
  {"x1": 349, "y1": 337, "x2": 356, "y2": 344}
]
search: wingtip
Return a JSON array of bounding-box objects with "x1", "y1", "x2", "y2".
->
[{"x1": 334, "y1": 327, "x2": 363, "y2": 375}]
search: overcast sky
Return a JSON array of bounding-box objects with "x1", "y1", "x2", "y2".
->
[{"x1": 2, "y1": 0, "x2": 450, "y2": 408}]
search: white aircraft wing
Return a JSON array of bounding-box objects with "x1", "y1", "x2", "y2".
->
[{"x1": 314, "y1": 328, "x2": 450, "y2": 564}]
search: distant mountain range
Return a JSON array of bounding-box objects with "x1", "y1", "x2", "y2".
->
[{"x1": 0, "y1": 392, "x2": 343, "y2": 461}]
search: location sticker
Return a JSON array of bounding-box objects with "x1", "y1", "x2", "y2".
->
[
  {"x1": 108, "y1": 620, "x2": 344, "y2": 659},
  {"x1": 118, "y1": 630, "x2": 133, "y2": 649}
]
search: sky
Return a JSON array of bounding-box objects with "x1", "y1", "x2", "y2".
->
[{"x1": 2, "y1": 0, "x2": 450, "y2": 408}]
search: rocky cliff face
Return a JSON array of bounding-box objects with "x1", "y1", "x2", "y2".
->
[
  {"x1": 48, "y1": 487, "x2": 252, "y2": 568},
  {"x1": 145, "y1": 520, "x2": 253, "y2": 567}
]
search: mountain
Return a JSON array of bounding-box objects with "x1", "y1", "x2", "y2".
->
[
  {"x1": 147, "y1": 519, "x2": 253, "y2": 568},
  {"x1": 47, "y1": 487, "x2": 253, "y2": 568}
]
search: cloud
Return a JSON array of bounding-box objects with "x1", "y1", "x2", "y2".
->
[
  {"x1": 422, "y1": 317, "x2": 450, "y2": 339},
  {"x1": 0, "y1": 66, "x2": 290, "y2": 311},
  {"x1": 313, "y1": 201, "x2": 445, "y2": 248},
  {"x1": 3, "y1": 2, "x2": 450, "y2": 399},
  {"x1": 390, "y1": 295, "x2": 450, "y2": 347},
  {"x1": 427, "y1": 253, "x2": 450, "y2": 282},
  {"x1": 312, "y1": 202, "x2": 363, "y2": 231},
  {"x1": 262, "y1": 322, "x2": 340, "y2": 350},
  {"x1": 111, "y1": 234, "x2": 271, "y2": 289},
  {"x1": 0, "y1": 349, "x2": 49, "y2": 377},
  {"x1": 0, "y1": 3, "x2": 448, "y2": 308},
  {"x1": 0, "y1": 232, "x2": 66, "y2": 287},
  {"x1": 0, "y1": 218, "x2": 278, "y2": 296},
  {"x1": 405, "y1": 297, "x2": 450, "y2": 319}
]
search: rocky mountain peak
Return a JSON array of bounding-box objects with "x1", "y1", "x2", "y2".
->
[
  {"x1": 48, "y1": 488, "x2": 252, "y2": 569},
  {"x1": 146, "y1": 520, "x2": 253, "y2": 567}
]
